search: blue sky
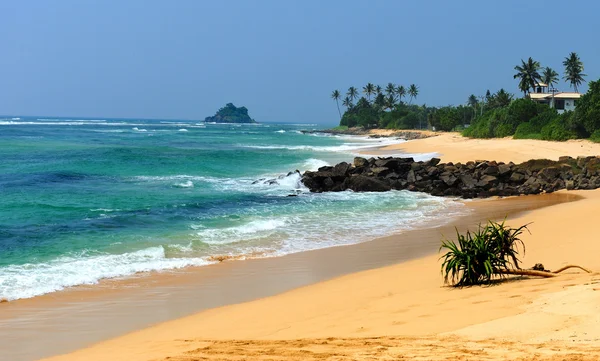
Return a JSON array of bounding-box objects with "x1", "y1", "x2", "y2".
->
[{"x1": 2, "y1": 0, "x2": 599, "y2": 125}]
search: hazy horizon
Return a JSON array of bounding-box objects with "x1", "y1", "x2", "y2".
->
[{"x1": 2, "y1": 0, "x2": 599, "y2": 125}]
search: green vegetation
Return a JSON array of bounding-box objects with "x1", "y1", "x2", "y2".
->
[
  {"x1": 563, "y1": 52, "x2": 587, "y2": 92},
  {"x1": 331, "y1": 82, "x2": 434, "y2": 130},
  {"x1": 204, "y1": 103, "x2": 256, "y2": 123},
  {"x1": 329, "y1": 52, "x2": 595, "y2": 140},
  {"x1": 463, "y1": 52, "x2": 600, "y2": 142},
  {"x1": 440, "y1": 220, "x2": 590, "y2": 287}
]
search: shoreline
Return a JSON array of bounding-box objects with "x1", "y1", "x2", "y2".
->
[
  {"x1": 0, "y1": 193, "x2": 574, "y2": 361},
  {"x1": 38, "y1": 189, "x2": 600, "y2": 361},
  {"x1": 6, "y1": 132, "x2": 600, "y2": 360}
]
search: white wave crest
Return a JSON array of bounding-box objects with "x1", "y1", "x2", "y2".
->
[
  {"x1": 302, "y1": 158, "x2": 330, "y2": 171},
  {"x1": 173, "y1": 180, "x2": 194, "y2": 188},
  {"x1": 0, "y1": 246, "x2": 212, "y2": 301},
  {"x1": 275, "y1": 130, "x2": 286, "y2": 133},
  {"x1": 194, "y1": 219, "x2": 287, "y2": 245}
]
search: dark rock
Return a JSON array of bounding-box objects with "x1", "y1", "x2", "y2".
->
[
  {"x1": 344, "y1": 176, "x2": 391, "y2": 192},
  {"x1": 476, "y1": 175, "x2": 498, "y2": 189},
  {"x1": 498, "y1": 164, "x2": 512, "y2": 176},
  {"x1": 483, "y1": 166, "x2": 499, "y2": 176},
  {"x1": 353, "y1": 157, "x2": 368, "y2": 168},
  {"x1": 406, "y1": 170, "x2": 417, "y2": 183}
]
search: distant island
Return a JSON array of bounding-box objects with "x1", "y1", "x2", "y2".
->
[{"x1": 204, "y1": 103, "x2": 256, "y2": 123}]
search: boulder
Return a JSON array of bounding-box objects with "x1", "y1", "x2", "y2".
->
[
  {"x1": 353, "y1": 157, "x2": 368, "y2": 168},
  {"x1": 344, "y1": 175, "x2": 392, "y2": 192}
]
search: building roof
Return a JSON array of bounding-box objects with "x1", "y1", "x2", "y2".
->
[
  {"x1": 553, "y1": 92, "x2": 581, "y2": 99},
  {"x1": 529, "y1": 93, "x2": 550, "y2": 100},
  {"x1": 529, "y1": 92, "x2": 581, "y2": 100},
  {"x1": 534, "y1": 81, "x2": 548, "y2": 87}
]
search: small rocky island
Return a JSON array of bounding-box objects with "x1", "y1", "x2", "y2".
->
[
  {"x1": 301, "y1": 156, "x2": 600, "y2": 198},
  {"x1": 204, "y1": 103, "x2": 256, "y2": 123}
]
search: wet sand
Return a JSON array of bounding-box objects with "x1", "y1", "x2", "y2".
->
[{"x1": 0, "y1": 193, "x2": 576, "y2": 361}]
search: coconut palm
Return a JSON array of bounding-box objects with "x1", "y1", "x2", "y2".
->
[
  {"x1": 563, "y1": 52, "x2": 586, "y2": 92},
  {"x1": 385, "y1": 83, "x2": 396, "y2": 98},
  {"x1": 347, "y1": 86, "x2": 359, "y2": 102},
  {"x1": 331, "y1": 90, "x2": 342, "y2": 120},
  {"x1": 513, "y1": 57, "x2": 541, "y2": 96},
  {"x1": 362, "y1": 83, "x2": 376, "y2": 101},
  {"x1": 467, "y1": 94, "x2": 478, "y2": 118},
  {"x1": 396, "y1": 85, "x2": 406, "y2": 103},
  {"x1": 375, "y1": 85, "x2": 382, "y2": 96},
  {"x1": 342, "y1": 96, "x2": 353, "y2": 109},
  {"x1": 541, "y1": 67, "x2": 560, "y2": 106},
  {"x1": 408, "y1": 84, "x2": 419, "y2": 104},
  {"x1": 384, "y1": 94, "x2": 396, "y2": 111}
]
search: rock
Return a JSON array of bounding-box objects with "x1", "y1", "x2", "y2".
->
[
  {"x1": 509, "y1": 172, "x2": 526, "y2": 183},
  {"x1": 344, "y1": 175, "x2": 391, "y2": 192},
  {"x1": 483, "y1": 166, "x2": 499, "y2": 176},
  {"x1": 300, "y1": 156, "x2": 600, "y2": 198},
  {"x1": 333, "y1": 162, "x2": 352, "y2": 177},
  {"x1": 476, "y1": 175, "x2": 498, "y2": 189},
  {"x1": 406, "y1": 170, "x2": 417, "y2": 183},
  {"x1": 427, "y1": 158, "x2": 441, "y2": 166},
  {"x1": 538, "y1": 167, "x2": 560, "y2": 181},
  {"x1": 459, "y1": 174, "x2": 477, "y2": 189},
  {"x1": 440, "y1": 172, "x2": 458, "y2": 186},
  {"x1": 353, "y1": 157, "x2": 368, "y2": 168},
  {"x1": 498, "y1": 164, "x2": 512, "y2": 176},
  {"x1": 371, "y1": 167, "x2": 391, "y2": 176}
]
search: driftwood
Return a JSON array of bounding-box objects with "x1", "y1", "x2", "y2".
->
[{"x1": 497, "y1": 264, "x2": 592, "y2": 278}]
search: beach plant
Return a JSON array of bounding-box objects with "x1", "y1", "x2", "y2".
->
[{"x1": 440, "y1": 220, "x2": 590, "y2": 287}]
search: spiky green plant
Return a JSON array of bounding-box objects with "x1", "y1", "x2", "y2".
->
[{"x1": 440, "y1": 220, "x2": 532, "y2": 286}]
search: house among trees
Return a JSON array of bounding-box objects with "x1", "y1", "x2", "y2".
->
[{"x1": 528, "y1": 81, "x2": 581, "y2": 114}]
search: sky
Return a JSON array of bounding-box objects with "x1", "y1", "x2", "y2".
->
[{"x1": 1, "y1": 0, "x2": 599, "y2": 125}]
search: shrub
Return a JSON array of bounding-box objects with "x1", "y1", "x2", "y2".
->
[
  {"x1": 440, "y1": 220, "x2": 528, "y2": 286},
  {"x1": 590, "y1": 130, "x2": 600, "y2": 143},
  {"x1": 540, "y1": 117, "x2": 577, "y2": 141},
  {"x1": 513, "y1": 123, "x2": 542, "y2": 139}
]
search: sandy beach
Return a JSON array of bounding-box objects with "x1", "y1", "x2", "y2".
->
[{"x1": 33, "y1": 133, "x2": 600, "y2": 361}]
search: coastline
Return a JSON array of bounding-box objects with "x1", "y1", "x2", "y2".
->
[
  {"x1": 1, "y1": 193, "x2": 572, "y2": 361},
  {"x1": 38, "y1": 189, "x2": 600, "y2": 361},
  {"x1": 7, "y1": 132, "x2": 600, "y2": 360}
]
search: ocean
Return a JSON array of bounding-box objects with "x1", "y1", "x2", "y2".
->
[{"x1": 0, "y1": 116, "x2": 465, "y2": 301}]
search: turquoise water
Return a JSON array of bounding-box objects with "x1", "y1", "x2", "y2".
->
[{"x1": 0, "y1": 116, "x2": 464, "y2": 300}]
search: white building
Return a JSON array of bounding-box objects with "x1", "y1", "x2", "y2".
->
[{"x1": 528, "y1": 82, "x2": 581, "y2": 114}]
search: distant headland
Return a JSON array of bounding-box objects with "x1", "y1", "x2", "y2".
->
[{"x1": 204, "y1": 103, "x2": 256, "y2": 123}]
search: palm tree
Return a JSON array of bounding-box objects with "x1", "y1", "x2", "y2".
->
[
  {"x1": 385, "y1": 83, "x2": 396, "y2": 98},
  {"x1": 494, "y1": 89, "x2": 513, "y2": 108},
  {"x1": 342, "y1": 96, "x2": 353, "y2": 109},
  {"x1": 563, "y1": 52, "x2": 586, "y2": 92},
  {"x1": 331, "y1": 90, "x2": 342, "y2": 120},
  {"x1": 362, "y1": 83, "x2": 376, "y2": 101},
  {"x1": 396, "y1": 85, "x2": 406, "y2": 103},
  {"x1": 467, "y1": 94, "x2": 478, "y2": 118},
  {"x1": 347, "y1": 86, "x2": 359, "y2": 102},
  {"x1": 375, "y1": 85, "x2": 382, "y2": 96},
  {"x1": 513, "y1": 57, "x2": 541, "y2": 96},
  {"x1": 384, "y1": 94, "x2": 396, "y2": 111},
  {"x1": 408, "y1": 84, "x2": 419, "y2": 104},
  {"x1": 541, "y1": 67, "x2": 560, "y2": 107}
]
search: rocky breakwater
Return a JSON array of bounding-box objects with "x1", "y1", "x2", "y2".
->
[{"x1": 301, "y1": 156, "x2": 600, "y2": 198}]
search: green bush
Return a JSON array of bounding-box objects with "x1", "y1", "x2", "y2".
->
[
  {"x1": 590, "y1": 130, "x2": 600, "y2": 143},
  {"x1": 513, "y1": 123, "x2": 542, "y2": 140},
  {"x1": 573, "y1": 79, "x2": 600, "y2": 136},
  {"x1": 541, "y1": 117, "x2": 577, "y2": 141}
]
